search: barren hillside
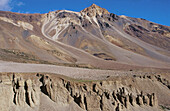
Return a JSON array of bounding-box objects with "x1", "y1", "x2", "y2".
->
[
  {"x1": 0, "y1": 4, "x2": 170, "y2": 111},
  {"x1": 0, "y1": 4, "x2": 170, "y2": 69}
]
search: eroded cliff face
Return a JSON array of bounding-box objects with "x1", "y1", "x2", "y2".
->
[
  {"x1": 0, "y1": 73, "x2": 169, "y2": 111},
  {"x1": 12, "y1": 76, "x2": 40, "y2": 107}
]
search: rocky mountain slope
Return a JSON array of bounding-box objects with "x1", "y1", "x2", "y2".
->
[
  {"x1": 0, "y1": 72, "x2": 169, "y2": 111},
  {"x1": 0, "y1": 4, "x2": 170, "y2": 69},
  {"x1": 0, "y1": 4, "x2": 170, "y2": 111}
]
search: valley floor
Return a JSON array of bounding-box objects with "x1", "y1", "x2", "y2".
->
[{"x1": 0, "y1": 60, "x2": 169, "y2": 80}]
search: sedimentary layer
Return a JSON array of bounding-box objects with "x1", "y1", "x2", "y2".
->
[{"x1": 0, "y1": 73, "x2": 169, "y2": 111}]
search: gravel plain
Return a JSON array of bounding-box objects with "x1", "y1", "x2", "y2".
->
[{"x1": 0, "y1": 60, "x2": 169, "y2": 80}]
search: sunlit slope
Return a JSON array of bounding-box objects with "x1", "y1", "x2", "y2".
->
[{"x1": 0, "y1": 4, "x2": 170, "y2": 69}]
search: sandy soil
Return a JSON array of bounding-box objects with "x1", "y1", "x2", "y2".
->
[{"x1": 0, "y1": 60, "x2": 169, "y2": 80}]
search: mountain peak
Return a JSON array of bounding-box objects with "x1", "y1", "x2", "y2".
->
[
  {"x1": 81, "y1": 4, "x2": 110, "y2": 16},
  {"x1": 90, "y1": 3, "x2": 99, "y2": 8}
]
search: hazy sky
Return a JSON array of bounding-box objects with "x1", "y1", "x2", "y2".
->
[{"x1": 0, "y1": 0, "x2": 169, "y2": 26}]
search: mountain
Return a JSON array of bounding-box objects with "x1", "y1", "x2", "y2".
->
[
  {"x1": 0, "y1": 4, "x2": 170, "y2": 111},
  {"x1": 0, "y1": 4, "x2": 170, "y2": 70}
]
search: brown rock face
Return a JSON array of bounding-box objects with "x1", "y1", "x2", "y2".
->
[
  {"x1": 0, "y1": 73, "x2": 170, "y2": 111},
  {"x1": 124, "y1": 23, "x2": 170, "y2": 51},
  {"x1": 13, "y1": 78, "x2": 26, "y2": 106},
  {"x1": 81, "y1": 4, "x2": 110, "y2": 17},
  {"x1": 0, "y1": 11, "x2": 42, "y2": 22},
  {"x1": 12, "y1": 75, "x2": 40, "y2": 107}
]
